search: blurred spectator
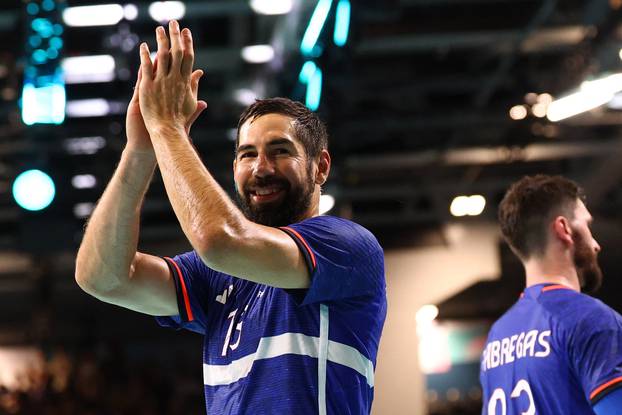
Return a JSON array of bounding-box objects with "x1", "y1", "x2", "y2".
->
[{"x1": 0, "y1": 343, "x2": 203, "y2": 415}]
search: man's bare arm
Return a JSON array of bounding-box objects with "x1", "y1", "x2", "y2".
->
[{"x1": 74, "y1": 148, "x2": 178, "y2": 316}]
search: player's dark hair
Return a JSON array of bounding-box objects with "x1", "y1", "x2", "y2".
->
[
  {"x1": 236, "y1": 97, "x2": 328, "y2": 161},
  {"x1": 498, "y1": 174, "x2": 585, "y2": 260}
]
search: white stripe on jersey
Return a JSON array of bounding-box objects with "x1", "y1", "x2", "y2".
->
[
  {"x1": 318, "y1": 304, "x2": 329, "y2": 415},
  {"x1": 202, "y1": 331, "x2": 375, "y2": 388}
]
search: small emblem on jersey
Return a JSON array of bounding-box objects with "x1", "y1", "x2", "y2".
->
[
  {"x1": 257, "y1": 290, "x2": 264, "y2": 298},
  {"x1": 216, "y1": 284, "x2": 234, "y2": 304}
]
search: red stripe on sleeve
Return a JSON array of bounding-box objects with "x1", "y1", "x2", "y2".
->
[
  {"x1": 282, "y1": 226, "x2": 317, "y2": 269},
  {"x1": 591, "y1": 376, "x2": 622, "y2": 400},
  {"x1": 164, "y1": 257, "x2": 194, "y2": 321}
]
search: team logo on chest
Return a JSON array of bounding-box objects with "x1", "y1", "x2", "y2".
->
[{"x1": 216, "y1": 284, "x2": 234, "y2": 304}]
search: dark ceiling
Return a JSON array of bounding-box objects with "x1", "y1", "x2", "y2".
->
[{"x1": 0, "y1": 0, "x2": 622, "y2": 341}]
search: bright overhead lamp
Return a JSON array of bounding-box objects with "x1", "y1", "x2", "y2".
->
[
  {"x1": 319, "y1": 194, "x2": 335, "y2": 215},
  {"x1": 148, "y1": 1, "x2": 185, "y2": 23},
  {"x1": 300, "y1": 0, "x2": 333, "y2": 57},
  {"x1": 250, "y1": 0, "x2": 293, "y2": 15},
  {"x1": 333, "y1": 0, "x2": 350, "y2": 47},
  {"x1": 450, "y1": 195, "x2": 486, "y2": 217},
  {"x1": 234, "y1": 88, "x2": 258, "y2": 106},
  {"x1": 416, "y1": 305, "x2": 439, "y2": 325},
  {"x1": 123, "y1": 4, "x2": 139, "y2": 20},
  {"x1": 547, "y1": 73, "x2": 622, "y2": 122},
  {"x1": 509, "y1": 105, "x2": 527, "y2": 120},
  {"x1": 305, "y1": 65, "x2": 322, "y2": 111},
  {"x1": 241, "y1": 45, "x2": 275, "y2": 64},
  {"x1": 62, "y1": 55, "x2": 115, "y2": 84},
  {"x1": 63, "y1": 4, "x2": 124, "y2": 27},
  {"x1": 71, "y1": 174, "x2": 97, "y2": 189}
]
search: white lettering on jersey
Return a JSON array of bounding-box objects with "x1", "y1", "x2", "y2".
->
[
  {"x1": 535, "y1": 330, "x2": 551, "y2": 357},
  {"x1": 216, "y1": 284, "x2": 234, "y2": 304},
  {"x1": 482, "y1": 329, "x2": 552, "y2": 371}
]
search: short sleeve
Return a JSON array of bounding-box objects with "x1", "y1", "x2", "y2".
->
[
  {"x1": 569, "y1": 300, "x2": 622, "y2": 405},
  {"x1": 155, "y1": 250, "x2": 217, "y2": 334},
  {"x1": 279, "y1": 216, "x2": 385, "y2": 305}
]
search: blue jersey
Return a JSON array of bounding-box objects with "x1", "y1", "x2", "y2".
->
[
  {"x1": 480, "y1": 283, "x2": 622, "y2": 414},
  {"x1": 156, "y1": 215, "x2": 387, "y2": 415}
]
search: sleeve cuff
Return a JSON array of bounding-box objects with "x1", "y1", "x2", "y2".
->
[
  {"x1": 591, "y1": 376, "x2": 622, "y2": 405},
  {"x1": 279, "y1": 226, "x2": 317, "y2": 276},
  {"x1": 162, "y1": 257, "x2": 194, "y2": 322}
]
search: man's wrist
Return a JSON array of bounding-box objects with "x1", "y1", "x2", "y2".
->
[{"x1": 147, "y1": 121, "x2": 187, "y2": 142}]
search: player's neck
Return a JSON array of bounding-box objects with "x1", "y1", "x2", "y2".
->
[{"x1": 523, "y1": 256, "x2": 581, "y2": 291}]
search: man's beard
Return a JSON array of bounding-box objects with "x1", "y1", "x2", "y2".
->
[
  {"x1": 573, "y1": 229, "x2": 603, "y2": 294},
  {"x1": 235, "y1": 169, "x2": 315, "y2": 227}
]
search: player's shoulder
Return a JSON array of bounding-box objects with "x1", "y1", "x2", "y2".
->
[
  {"x1": 541, "y1": 289, "x2": 622, "y2": 333},
  {"x1": 293, "y1": 216, "x2": 381, "y2": 247}
]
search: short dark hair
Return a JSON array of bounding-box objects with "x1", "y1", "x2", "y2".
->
[
  {"x1": 498, "y1": 174, "x2": 585, "y2": 260},
  {"x1": 236, "y1": 97, "x2": 328, "y2": 160}
]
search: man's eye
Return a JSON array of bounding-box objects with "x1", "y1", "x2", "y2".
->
[
  {"x1": 239, "y1": 153, "x2": 254, "y2": 159},
  {"x1": 275, "y1": 148, "x2": 289, "y2": 154}
]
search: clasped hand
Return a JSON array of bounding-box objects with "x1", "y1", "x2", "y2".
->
[{"x1": 137, "y1": 20, "x2": 206, "y2": 137}]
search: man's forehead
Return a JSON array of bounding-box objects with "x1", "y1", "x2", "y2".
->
[
  {"x1": 574, "y1": 199, "x2": 592, "y2": 220},
  {"x1": 238, "y1": 113, "x2": 299, "y2": 146}
]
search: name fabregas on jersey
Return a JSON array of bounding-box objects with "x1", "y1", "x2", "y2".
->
[{"x1": 481, "y1": 329, "x2": 551, "y2": 371}]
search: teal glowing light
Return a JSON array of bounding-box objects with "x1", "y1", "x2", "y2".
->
[
  {"x1": 27, "y1": 3, "x2": 39, "y2": 15},
  {"x1": 300, "y1": 0, "x2": 333, "y2": 57},
  {"x1": 305, "y1": 66, "x2": 322, "y2": 111},
  {"x1": 299, "y1": 61, "x2": 317, "y2": 83},
  {"x1": 21, "y1": 80, "x2": 66, "y2": 125},
  {"x1": 333, "y1": 0, "x2": 350, "y2": 47},
  {"x1": 12, "y1": 169, "x2": 56, "y2": 211},
  {"x1": 42, "y1": 0, "x2": 55, "y2": 11},
  {"x1": 29, "y1": 35, "x2": 42, "y2": 48},
  {"x1": 32, "y1": 49, "x2": 47, "y2": 64},
  {"x1": 49, "y1": 36, "x2": 63, "y2": 49}
]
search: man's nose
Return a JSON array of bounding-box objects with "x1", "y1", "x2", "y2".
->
[{"x1": 253, "y1": 153, "x2": 275, "y2": 177}]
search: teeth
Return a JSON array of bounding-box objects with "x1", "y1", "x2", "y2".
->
[{"x1": 256, "y1": 188, "x2": 279, "y2": 196}]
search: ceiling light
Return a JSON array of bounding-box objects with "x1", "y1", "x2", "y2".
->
[
  {"x1": 71, "y1": 174, "x2": 97, "y2": 189},
  {"x1": 509, "y1": 105, "x2": 527, "y2": 120},
  {"x1": 450, "y1": 195, "x2": 486, "y2": 217},
  {"x1": 416, "y1": 304, "x2": 439, "y2": 325},
  {"x1": 63, "y1": 4, "x2": 124, "y2": 27},
  {"x1": 241, "y1": 45, "x2": 275, "y2": 64},
  {"x1": 148, "y1": 1, "x2": 185, "y2": 23},
  {"x1": 547, "y1": 73, "x2": 622, "y2": 122},
  {"x1": 249, "y1": 0, "x2": 293, "y2": 15},
  {"x1": 532, "y1": 103, "x2": 547, "y2": 118},
  {"x1": 62, "y1": 55, "x2": 115, "y2": 84},
  {"x1": 319, "y1": 194, "x2": 335, "y2": 215}
]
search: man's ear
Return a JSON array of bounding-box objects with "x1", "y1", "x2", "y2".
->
[
  {"x1": 552, "y1": 216, "x2": 573, "y2": 245},
  {"x1": 315, "y1": 149, "x2": 331, "y2": 185}
]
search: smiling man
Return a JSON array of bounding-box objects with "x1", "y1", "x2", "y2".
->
[{"x1": 75, "y1": 21, "x2": 387, "y2": 415}]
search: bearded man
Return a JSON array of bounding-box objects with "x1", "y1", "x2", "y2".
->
[
  {"x1": 75, "y1": 20, "x2": 386, "y2": 415},
  {"x1": 480, "y1": 174, "x2": 622, "y2": 415}
]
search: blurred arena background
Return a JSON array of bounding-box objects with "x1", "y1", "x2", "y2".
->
[{"x1": 0, "y1": 0, "x2": 621, "y2": 413}]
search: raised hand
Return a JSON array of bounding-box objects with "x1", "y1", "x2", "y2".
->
[
  {"x1": 125, "y1": 67, "x2": 156, "y2": 155},
  {"x1": 138, "y1": 20, "x2": 207, "y2": 137}
]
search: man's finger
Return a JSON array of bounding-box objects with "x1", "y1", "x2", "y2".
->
[
  {"x1": 130, "y1": 65, "x2": 141, "y2": 102},
  {"x1": 168, "y1": 20, "x2": 183, "y2": 74},
  {"x1": 155, "y1": 26, "x2": 170, "y2": 77},
  {"x1": 190, "y1": 69, "x2": 203, "y2": 97},
  {"x1": 139, "y1": 43, "x2": 153, "y2": 82},
  {"x1": 181, "y1": 28, "x2": 195, "y2": 77}
]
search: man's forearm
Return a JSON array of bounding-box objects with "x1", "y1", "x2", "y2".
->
[
  {"x1": 75, "y1": 148, "x2": 157, "y2": 294},
  {"x1": 149, "y1": 126, "x2": 245, "y2": 259}
]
